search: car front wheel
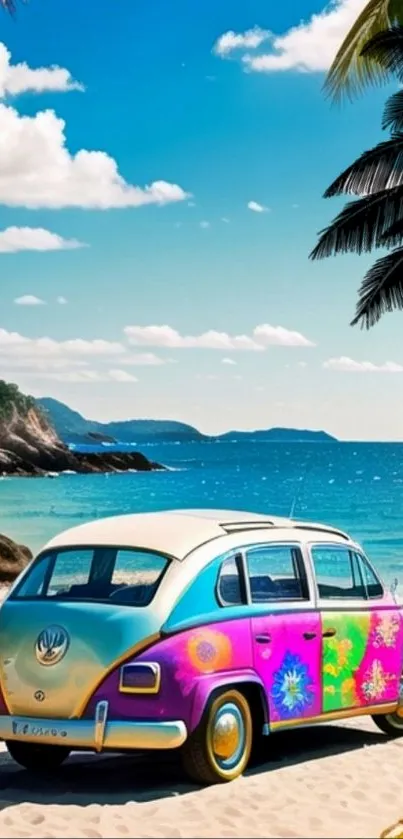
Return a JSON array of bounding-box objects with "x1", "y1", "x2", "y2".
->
[
  {"x1": 6, "y1": 740, "x2": 71, "y2": 771},
  {"x1": 182, "y1": 688, "x2": 253, "y2": 785},
  {"x1": 372, "y1": 709, "x2": 403, "y2": 737}
]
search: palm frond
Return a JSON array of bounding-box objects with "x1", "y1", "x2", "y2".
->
[
  {"x1": 351, "y1": 245, "x2": 403, "y2": 327},
  {"x1": 310, "y1": 185, "x2": 403, "y2": 259},
  {"x1": 382, "y1": 89, "x2": 403, "y2": 131},
  {"x1": 324, "y1": 134, "x2": 403, "y2": 197},
  {"x1": 324, "y1": 0, "x2": 401, "y2": 103},
  {"x1": 379, "y1": 217, "x2": 403, "y2": 247},
  {"x1": 361, "y1": 24, "x2": 403, "y2": 79}
]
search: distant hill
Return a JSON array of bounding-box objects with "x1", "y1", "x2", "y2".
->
[
  {"x1": 37, "y1": 398, "x2": 206, "y2": 444},
  {"x1": 37, "y1": 397, "x2": 337, "y2": 445},
  {"x1": 215, "y1": 427, "x2": 337, "y2": 443},
  {"x1": 0, "y1": 382, "x2": 162, "y2": 476}
]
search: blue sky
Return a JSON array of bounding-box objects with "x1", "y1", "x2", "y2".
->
[{"x1": 0, "y1": 0, "x2": 401, "y2": 440}]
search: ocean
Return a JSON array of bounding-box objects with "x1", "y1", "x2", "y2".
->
[{"x1": 1, "y1": 440, "x2": 403, "y2": 591}]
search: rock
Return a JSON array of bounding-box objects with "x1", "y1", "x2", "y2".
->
[
  {"x1": 0, "y1": 380, "x2": 165, "y2": 477},
  {"x1": 0, "y1": 534, "x2": 32, "y2": 583},
  {"x1": 74, "y1": 451, "x2": 162, "y2": 473},
  {"x1": 86, "y1": 431, "x2": 117, "y2": 444}
]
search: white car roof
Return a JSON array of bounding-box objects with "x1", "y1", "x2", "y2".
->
[{"x1": 42, "y1": 508, "x2": 352, "y2": 561}]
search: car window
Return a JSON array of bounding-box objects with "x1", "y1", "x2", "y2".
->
[
  {"x1": 356, "y1": 553, "x2": 384, "y2": 598},
  {"x1": 217, "y1": 555, "x2": 244, "y2": 606},
  {"x1": 11, "y1": 547, "x2": 168, "y2": 607},
  {"x1": 311, "y1": 545, "x2": 366, "y2": 600},
  {"x1": 246, "y1": 545, "x2": 308, "y2": 602}
]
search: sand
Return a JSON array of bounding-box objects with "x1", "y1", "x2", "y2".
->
[{"x1": 0, "y1": 716, "x2": 401, "y2": 838}]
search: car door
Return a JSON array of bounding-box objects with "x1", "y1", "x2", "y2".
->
[
  {"x1": 310, "y1": 543, "x2": 403, "y2": 714},
  {"x1": 247, "y1": 543, "x2": 322, "y2": 727}
]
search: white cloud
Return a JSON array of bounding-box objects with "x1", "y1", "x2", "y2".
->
[
  {"x1": 119, "y1": 352, "x2": 169, "y2": 366},
  {"x1": 124, "y1": 323, "x2": 315, "y2": 350},
  {"x1": 222, "y1": 357, "x2": 237, "y2": 365},
  {"x1": 0, "y1": 104, "x2": 189, "y2": 209},
  {"x1": 242, "y1": 0, "x2": 366, "y2": 74},
  {"x1": 0, "y1": 327, "x2": 174, "y2": 383},
  {"x1": 108, "y1": 369, "x2": 138, "y2": 383},
  {"x1": 43, "y1": 369, "x2": 104, "y2": 383},
  {"x1": 14, "y1": 294, "x2": 45, "y2": 306},
  {"x1": 248, "y1": 200, "x2": 269, "y2": 213},
  {"x1": 297, "y1": 360, "x2": 307, "y2": 367},
  {"x1": 200, "y1": 220, "x2": 210, "y2": 229},
  {"x1": 213, "y1": 26, "x2": 270, "y2": 57},
  {"x1": 0, "y1": 328, "x2": 125, "y2": 365},
  {"x1": 0, "y1": 42, "x2": 83, "y2": 97},
  {"x1": 125, "y1": 325, "x2": 262, "y2": 351},
  {"x1": 253, "y1": 324, "x2": 315, "y2": 347},
  {"x1": 57, "y1": 296, "x2": 68, "y2": 305},
  {"x1": 0, "y1": 226, "x2": 84, "y2": 253},
  {"x1": 41, "y1": 368, "x2": 138, "y2": 384},
  {"x1": 324, "y1": 356, "x2": 403, "y2": 373}
]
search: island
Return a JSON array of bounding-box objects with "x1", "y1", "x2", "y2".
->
[
  {"x1": 37, "y1": 397, "x2": 206, "y2": 445},
  {"x1": 215, "y1": 427, "x2": 337, "y2": 443},
  {"x1": 0, "y1": 381, "x2": 164, "y2": 476},
  {"x1": 36, "y1": 397, "x2": 338, "y2": 446}
]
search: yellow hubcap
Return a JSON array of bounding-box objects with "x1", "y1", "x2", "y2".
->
[{"x1": 212, "y1": 711, "x2": 241, "y2": 760}]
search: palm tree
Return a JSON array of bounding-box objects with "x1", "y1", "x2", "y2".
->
[
  {"x1": 325, "y1": 0, "x2": 403, "y2": 101},
  {"x1": 311, "y1": 25, "x2": 403, "y2": 328}
]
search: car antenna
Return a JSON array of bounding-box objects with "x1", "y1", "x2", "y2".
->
[
  {"x1": 391, "y1": 577, "x2": 399, "y2": 601},
  {"x1": 288, "y1": 448, "x2": 317, "y2": 519}
]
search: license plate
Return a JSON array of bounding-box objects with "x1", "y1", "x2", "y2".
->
[{"x1": 11, "y1": 720, "x2": 68, "y2": 739}]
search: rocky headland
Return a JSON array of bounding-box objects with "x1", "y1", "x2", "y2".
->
[{"x1": 0, "y1": 381, "x2": 164, "y2": 477}]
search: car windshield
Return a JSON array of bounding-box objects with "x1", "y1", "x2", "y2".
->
[{"x1": 10, "y1": 546, "x2": 169, "y2": 607}]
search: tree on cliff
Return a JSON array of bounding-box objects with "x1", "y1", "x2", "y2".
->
[{"x1": 0, "y1": 380, "x2": 35, "y2": 420}]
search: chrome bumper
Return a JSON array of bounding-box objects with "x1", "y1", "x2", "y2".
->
[{"x1": 0, "y1": 701, "x2": 187, "y2": 752}]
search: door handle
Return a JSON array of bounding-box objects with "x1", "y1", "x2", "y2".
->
[
  {"x1": 322, "y1": 628, "x2": 337, "y2": 638},
  {"x1": 255, "y1": 634, "x2": 271, "y2": 644},
  {"x1": 303, "y1": 631, "x2": 317, "y2": 640}
]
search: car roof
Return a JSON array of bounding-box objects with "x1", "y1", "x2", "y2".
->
[{"x1": 42, "y1": 508, "x2": 352, "y2": 561}]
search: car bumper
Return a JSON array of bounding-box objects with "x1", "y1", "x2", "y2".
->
[{"x1": 0, "y1": 701, "x2": 187, "y2": 752}]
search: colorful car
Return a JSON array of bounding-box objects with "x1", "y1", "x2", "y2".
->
[{"x1": 0, "y1": 508, "x2": 402, "y2": 785}]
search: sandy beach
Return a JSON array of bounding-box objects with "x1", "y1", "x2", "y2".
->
[{"x1": 0, "y1": 716, "x2": 400, "y2": 838}]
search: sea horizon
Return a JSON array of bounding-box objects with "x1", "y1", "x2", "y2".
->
[{"x1": 2, "y1": 438, "x2": 403, "y2": 597}]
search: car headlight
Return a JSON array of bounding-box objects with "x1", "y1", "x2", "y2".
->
[{"x1": 119, "y1": 662, "x2": 161, "y2": 694}]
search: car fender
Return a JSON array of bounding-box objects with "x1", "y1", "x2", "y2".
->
[{"x1": 190, "y1": 668, "x2": 268, "y2": 731}]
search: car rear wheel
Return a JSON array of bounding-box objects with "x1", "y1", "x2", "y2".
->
[
  {"x1": 182, "y1": 688, "x2": 253, "y2": 785},
  {"x1": 6, "y1": 740, "x2": 70, "y2": 771},
  {"x1": 372, "y1": 709, "x2": 403, "y2": 737}
]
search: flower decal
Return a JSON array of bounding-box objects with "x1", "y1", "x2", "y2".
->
[
  {"x1": 361, "y1": 659, "x2": 391, "y2": 701},
  {"x1": 374, "y1": 615, "x2": 401, "y2": 649},
  {"x1": 173, "y1": 629, "x2": 233, "y2": 697},
  {"x1": 272, "y1": 652, "x2": 315, "y2": 718},
  {"x1": 187, "y1": 629, "x2": 232, "y2": 673}
]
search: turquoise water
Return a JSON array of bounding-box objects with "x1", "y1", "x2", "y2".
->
[{"x1": 1, "y1": 440, "x2": 403, "y2": 589}]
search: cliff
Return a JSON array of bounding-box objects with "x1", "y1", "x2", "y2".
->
[{"x1": 0, "y1": 381, "x2": 163, "y2": 476}]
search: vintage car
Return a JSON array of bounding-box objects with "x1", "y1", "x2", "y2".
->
[{"x1": 0, "y1": 508, "x2": 402, "y2": 785}]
